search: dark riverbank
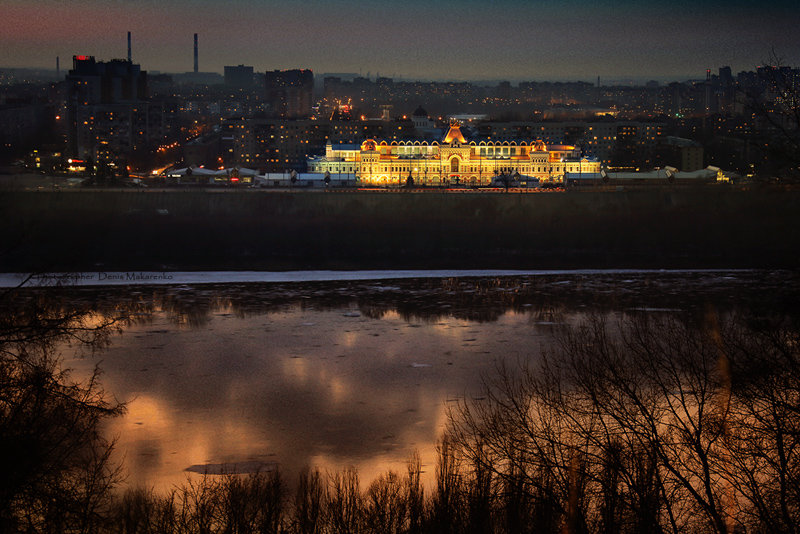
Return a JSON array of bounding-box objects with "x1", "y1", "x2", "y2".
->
[{"x1": 2, "y1": 188, "x2": 799, "y2": 271}]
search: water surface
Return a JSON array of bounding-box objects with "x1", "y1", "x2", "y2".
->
[{"x1": 49, "y1": 271, "x2": 798, "y2": 491}]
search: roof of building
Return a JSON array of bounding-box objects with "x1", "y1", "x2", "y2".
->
[
  {"x1": 565, "y1": 167, "x2": 718, "y2": 181},
  {"x1": 166, "y1": 166, "x2": 258, "y2": 177},
  {"x1": 546, "y1": 144, "x2": 577, "y2": 151},
  {"x1": 330, "y1": 143, "x2": 361, "y2": 151},
  {"x1": 532, "y1": 140, "x2": 547, "y2": 152},
  {"x1": 443, "y1": 124, "x2": 467, "y2": 144}
]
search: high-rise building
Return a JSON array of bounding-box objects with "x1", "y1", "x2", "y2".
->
[
  {"x1": 264, "y1": 69, "x2": 313, "y2": 118},
  {"x1": 224, "y1": 65, "x2": 255, "y2": 89},
  {"x1": 65, "y1": 55, "x2": 176, "y2": 164},
  {"x1": 67, "y1": 55, "x2": 147, "y2": 105}
]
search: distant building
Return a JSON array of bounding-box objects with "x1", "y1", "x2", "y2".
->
[
  {"x1": 265, "y1": 69, "x2": 313, "y2": 118},
  {"x1": 224, "y1": 65, "x2": 255, "y2": 88},
  {"x1": 655, "y1": 136, "x2": 704, "y2": 172},
  {"x1": 0, "y1": 100, "x2": 49, "y2": 158},
  {"x1": 308, "y1": 123, "x2": 600, "y2": 187},
  {"x1": 496, "y1": 81, "x2": 511, "y2": 102},
  {"x1": 66, "y1": 55, "x2": 177, "y2": 163},
  {"x1": 468, "y1": 119, "x2": 664, "y2": 165},
  {"x1": 172, "y1": 72, "x2": 224, "y2": 85},
  {"x1": 221, "y1": 116, "x2": 416, "y2": 172},
  {"x1": 67, "y1": 55, "x2": 147, "y2": 104},
  {"x1": 66, "y1": 55, "x2": 145, "y2": 160},
  {"x1": 411, "y1": 105, "x2": 436, "y2": 135},
  {"x1": 183, "y1": 132, "x2": 221, "y2": 168}
]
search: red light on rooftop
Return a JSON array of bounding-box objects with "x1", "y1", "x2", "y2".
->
[{"x1": 75, "y1": 55, "x2": 89, "y2": 61}]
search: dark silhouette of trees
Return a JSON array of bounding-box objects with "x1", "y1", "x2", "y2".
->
[
  {"x1": 293, "y1": 467, "x2": 324, "y2": 534},
  {"x1": 0, "y1": 283, "x2": 126, "y2": 531},
  {"x1": 447, "y1": 313, "x2": 800, "y2": 533}
]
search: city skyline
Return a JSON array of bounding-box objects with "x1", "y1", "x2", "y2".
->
[{"x1": 3, "y1": 0, "x2": 799, "y2": 81}]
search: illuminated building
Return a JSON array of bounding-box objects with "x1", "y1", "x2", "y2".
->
[{"x1": 308, "y1": 123, "x2": 600, "y2": 186}]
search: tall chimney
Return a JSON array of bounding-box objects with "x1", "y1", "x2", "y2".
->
[
  {"x1": 56, "y1": 56, "x2": 60, "y2": 78},
  {"x1": 193, "y1": 33, "x2": 198, "y2": 73},
  {"x1": 127, "y1": 31, "x2": 132, "y2": 62}
]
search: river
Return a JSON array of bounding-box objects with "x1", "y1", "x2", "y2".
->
[{"x1": 21, "y1": 270, "x2": 797, "y2": 492}]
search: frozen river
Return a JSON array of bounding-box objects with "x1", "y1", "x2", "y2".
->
[{"x1": 31, "y1": 270, "x2": 797, "y2": 492}]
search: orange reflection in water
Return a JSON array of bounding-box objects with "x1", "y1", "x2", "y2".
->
[{"x1": 67, "y1": 305, "x2": 553, "y2": 493}]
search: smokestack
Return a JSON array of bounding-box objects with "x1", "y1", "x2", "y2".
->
[
  {"x1": 127, "y1": 31, "x2": 131, "y2": 62},
  {"x1": 56, "y1": 56, "x2": 60, "y2": 78},
  {"x1": 193, "y1": 33, "x2": 198, "y2": 73}
]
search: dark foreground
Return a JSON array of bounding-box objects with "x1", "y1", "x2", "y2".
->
[
  {"x1": 2, "y1": 187, "x2": 800, "y2": 271},
  {"x1": 3, "y1": 274, "x2": 799, "y2": 532}
]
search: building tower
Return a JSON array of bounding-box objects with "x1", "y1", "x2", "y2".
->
[
  {"x1": 193, "y1": 33, "x2": 198, "y2": 73},
  {"x1": 66, "y1": 55, "x2": 150, "y2": 160},
  {"x1": 265, "y1": 69, "x2": 314, "y2": 118}
]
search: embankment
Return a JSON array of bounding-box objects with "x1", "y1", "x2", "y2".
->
[{"x1": 1, "y1": 188, "x2": 798, "y2": 271}]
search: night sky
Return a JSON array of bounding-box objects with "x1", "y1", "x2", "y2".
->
[{"x1": 3, "y1": 0, "x2": 798, "y2": 81}]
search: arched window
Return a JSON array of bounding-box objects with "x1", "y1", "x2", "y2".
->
[{"x1": 450, "y1": 158, "x2": 459, "y2": 173}]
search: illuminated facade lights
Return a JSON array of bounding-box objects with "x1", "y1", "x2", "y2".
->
[{"x1": 309, "y1": 123, "x2": 600, "y2": 186}]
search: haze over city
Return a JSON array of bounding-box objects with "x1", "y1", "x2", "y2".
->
[{"x1": 3, "y1": 0, "x2": 800, "y2": 81}]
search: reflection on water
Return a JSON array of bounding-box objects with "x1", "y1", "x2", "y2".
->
[
  {"x1": 69, "y1": 307, "x2": 555, "y2": 491},
  {"x1": 12, "y1": 271, "x2": 800, "y2": 491}
]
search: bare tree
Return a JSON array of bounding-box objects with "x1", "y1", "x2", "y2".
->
[
  {"x1": 406, "y1": 452, "x2": 424, "y2": 534},
  {"x1": 448, "y1": 313, "x2": 800, "y2": 533},
  {"x1": 293, "y1": 467, "x2": 324, "y2": 534},
  {"x1": 428, "y1": 438, "x2": 467, "y2": 533},
  {"x1": 219, "y1": 470, "x2": 284, "y2": 534},
  {"x1": 325, "y1": 467, "x2": 362, "y2": 534},
  {"x1": 718, "y1": 317, "x2": 800, "y2": 533},
  {"x1": 0, "y1": 284, "x2": 126, "y2": 532},
  {"x1": 363, "y1": 471, "x2": 407, "y2": 534}
]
